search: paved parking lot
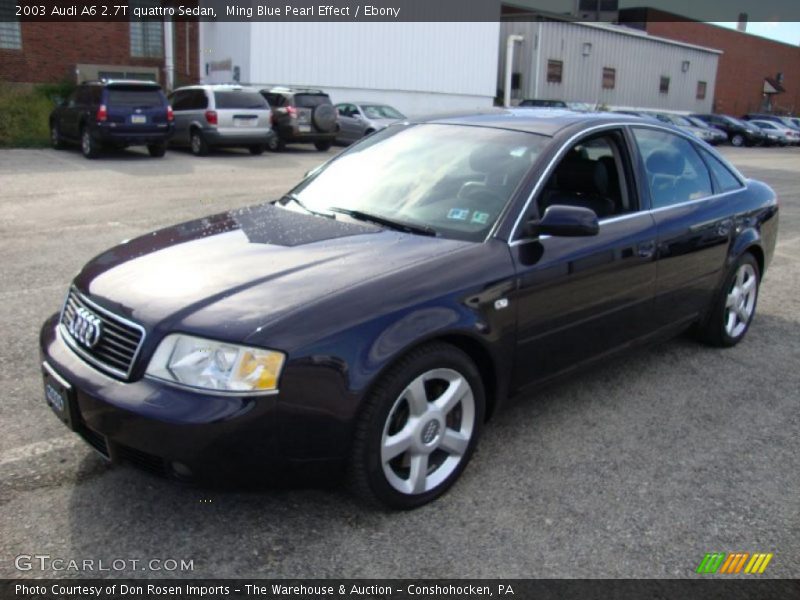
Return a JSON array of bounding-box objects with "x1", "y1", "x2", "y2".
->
[{"x1": 1, "y1": 144, "x2": 798, "y2": 579}]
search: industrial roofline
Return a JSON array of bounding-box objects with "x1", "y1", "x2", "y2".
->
[{"x1": 502, "y1": 12, "x2": 724, "y2": 56}]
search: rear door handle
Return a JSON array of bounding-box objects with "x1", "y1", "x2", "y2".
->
[{"x1": 637, "y1": 240, "x2": 656, "y2": 259}]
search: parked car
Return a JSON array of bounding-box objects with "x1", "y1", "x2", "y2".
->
[
  {"x1": 646, "y1": 112, "x2": 721, "y2": 145},
  {"x1": 40, "y1": 110, "x2": 778, "y2": 509},
  {"x1": 685, "y1": 116, "x2": 729, "y2": 145},
  {"x1": 259, "y1": 87, "x2": 339, "y2": 151},
  {"x1": 519, "y1": 99, "x2": 568, "y2": 108},
  {"x1": 335, "y1": 102, "x2": 406, "y2": 144},
  {"x1": 747, "y1": 119, "x2": 800, "y2": 146},
  {"x1": 168, "y1": 85, "x2": 274, "y2": 156},
  {"x1": 742, "y1": 113, "x2": 800, "y2": 134},
  {"x1": 50, "y1": 79, "x2": 174, "y2": 158},
  {"x1": 691, "y1": 114, "x2": 766, "y2": 147}
]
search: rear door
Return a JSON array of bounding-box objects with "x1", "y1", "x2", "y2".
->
[
  {"x1": 631, "y1": 127, "x2": 735, "y2": 328},
  {"x1": 60, "y1": 88, "x2": 83, "y2": 139},
  {"x1": 105, "y1": 85, "x2": 168, "y2": 134}
]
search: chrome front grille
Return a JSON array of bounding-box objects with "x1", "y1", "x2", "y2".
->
[{"x1": 60, "y1": 289, "x2": 145, "y2": 380}]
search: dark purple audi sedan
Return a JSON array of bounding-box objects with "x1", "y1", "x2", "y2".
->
[{"x1": 40, "y1": 110, "x2": 778, "y2": 508}]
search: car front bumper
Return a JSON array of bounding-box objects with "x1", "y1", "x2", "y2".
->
[{"x1": 39, "y1": 314, "x2": 347, "y2": 483}]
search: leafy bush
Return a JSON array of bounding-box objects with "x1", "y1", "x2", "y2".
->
[{"x1": 0, "y1": 82, "x2": 73, "y2": 147}]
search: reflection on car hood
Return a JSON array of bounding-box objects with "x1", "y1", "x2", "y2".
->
[{"x1": 74, "y1": 204, "x2": 469, "y2": 338}]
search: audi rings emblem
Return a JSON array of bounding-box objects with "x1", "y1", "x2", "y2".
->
[{"x1": 68, "y1": 307, "x2": 103, "y2": 348}]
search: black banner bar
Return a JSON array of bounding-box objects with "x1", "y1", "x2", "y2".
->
[{"x1": 3, "y1": 579, "x2": 800, "y2": 600}]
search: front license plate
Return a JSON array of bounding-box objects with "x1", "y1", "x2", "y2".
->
[
  {"x1": 298, "y1": 124, "x2": 311, "y2": 133},
  {"x1": 43, "y1": 367, "x2": 76, "y2": 430},
  {"x1": 131, "y1": 115, "x2": 147, "y2": 124}
]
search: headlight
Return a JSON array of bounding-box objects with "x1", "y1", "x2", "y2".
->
[{"x1": 145, "y1": 334, "x2": 285, "y2": 394}]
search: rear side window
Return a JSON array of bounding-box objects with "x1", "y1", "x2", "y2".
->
[
  {"x1": 107, "y1": 88, "x2": 164, "y2": 107},
  {"x1": 214, "y1": 91, "x2": 268, "y2": 109},
  {"x1": 294, "y1": 94, "x2": 331, "y2": 108},
  {"x1": 699, "y1": 148, "x2": 743, "y2": 193},
  {"x1": 632, "y1": 128, "x2": 712, "y2": 209}
]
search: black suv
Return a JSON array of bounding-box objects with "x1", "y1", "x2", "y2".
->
[
  {"x1": 260, "y1": 87, "x2": 339, "y2": 151},
  {"x1": 50, "y1": 80, "x2": 174, "y2": 158}
]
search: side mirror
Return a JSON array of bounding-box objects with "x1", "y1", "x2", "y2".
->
[{"x1": 525, "y1": 205, "x2": 599, "y2": 237}]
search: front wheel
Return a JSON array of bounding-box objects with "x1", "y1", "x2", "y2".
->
[
  {"x1": 697, "y1": 253, "x2": 760, "y2": 347},
  {"x1": 314, "y1": 140, "x2": 332, "y2": 152},
  {"x1": 267, "y1": 135, "x2": 285, "y2": 152},
  {"x1": 50, "y1": 123, "x2": 65, "y2": 149},
  {"x1": 349, "y1": 343, "x2": 485, "y2": 509},
  {"x1": 730, "y1": 134, "x2": 745, "y2": 147},
  {"x1": 190, "y1": 130, "x2": 209, "y2": 156}
]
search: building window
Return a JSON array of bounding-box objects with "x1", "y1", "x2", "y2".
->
[
  {"x1": 659, "y1": 76, "x2": 670, "y2": 94},
  {"x1": 0, "y1": 0, "x2": 22, "y2": 49},
  {"x1": 696, "y1": 81, "x2": 707, "y2": 100},
  {"x1": 547, "y1": 60, "x2": 563, "y2": 84},
  {"x1": 129, "y1": 1, "x2": 163, "y2": 58},
  {"x1": 602, "y1": 67, "x2": 616, "y2": 90}
]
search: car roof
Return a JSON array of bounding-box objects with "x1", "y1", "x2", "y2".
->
[{"x1": 412, "y1": 108, "x2": 646, "y2": 137}]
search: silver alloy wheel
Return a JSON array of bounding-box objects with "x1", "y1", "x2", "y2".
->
[
  {"x1": 81, "y1": 130, "x2": 91, "y2": 155},
  {"x1": 731, "y1": 134, "x2": 744, "y2": 147},
  {"x1": 725, "y1": 263, "x2": 757, "y2": 338},
  {"x1": 380, "y1": 368, "x2": 475, "y2": 495},
  {"x1": 51, "y1": 125, "x2": 59, "y2": 145}
]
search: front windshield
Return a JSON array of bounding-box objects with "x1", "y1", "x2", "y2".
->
[
  {"x1": 290, "y1": 123, "x2": 548, "y2": 242},
  {"x1": 687, "y1": 117, "x2": 709, "y2": 128},
  {"x1": 361, "y1": 105, "x2": 405, "y2": 119}
]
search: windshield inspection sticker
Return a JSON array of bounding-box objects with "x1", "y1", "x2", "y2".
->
[
  {"x1": 471, "y1": 211, "x2": 490, "y2": 224},
  {"x1": 447, "y1": 208, "x2": 470, "y2": 221}
]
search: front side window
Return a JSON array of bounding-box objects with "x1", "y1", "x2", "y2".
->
[
  {"x1": 633, "y1": 128, "x2": 712, "y2": 209},
  {"x1": 547, "y1": 60, "x2": 563, "y2": 84},
  {"x1": 291, "y1": 124, "x2": 548, "y2": 242}
]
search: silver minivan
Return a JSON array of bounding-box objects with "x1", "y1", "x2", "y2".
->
[{"x1": 169, "y1": 85, "x2": 275, "y2": 155}]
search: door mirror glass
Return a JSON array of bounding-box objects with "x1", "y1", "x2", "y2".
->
[{"x1": 526, "y1": 204, "x2": 599, "y2": 237}]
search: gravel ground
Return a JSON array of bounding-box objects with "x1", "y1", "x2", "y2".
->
[{"x1": 0, "y1": 143, "x2": 797, "y2": 579}]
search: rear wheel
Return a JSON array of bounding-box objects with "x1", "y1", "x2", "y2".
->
[
  {"x1": 267, "y1": 135, "x2": 285, "y2": 152},
  {"x1": 314, "y1": 140, "x2": 332, "y2": 152},
  {"x1": 50, "y1": 123, "x2": 65, "y2": 149},
  {"x1": 190, "y1": 130, "x2": 209, "y2": 156},
  {"x1": 697, "y1": 253, "x2": 760, "y2": 347},
  {"x1": 147, "y1": 143, "x2": 167, "y2": 158},
  {"x1": 80, "y1": 127, "x2": 100, "y2": 159},
  {"x1": 249, "y1": 144, "x2": 266, "y2": 155},
  {"x1": 349, "y1": 343, "x2": 485, "y2": 509}
]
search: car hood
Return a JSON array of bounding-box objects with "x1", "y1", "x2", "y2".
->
[{"x1": 74, "y1": 203, "x2": 469, "y2": 340}]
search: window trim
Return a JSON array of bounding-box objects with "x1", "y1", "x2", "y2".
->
[{"x1": 504, "y1": 122, "x2": 747, "y2": 245}]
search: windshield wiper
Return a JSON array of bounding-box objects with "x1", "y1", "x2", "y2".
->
[
  {"x1": 277, "y1": 193, "x2": 335, "y2": 219},
  {"x1": 328, "y1": 207, "x2": 437, "y2": 237}
]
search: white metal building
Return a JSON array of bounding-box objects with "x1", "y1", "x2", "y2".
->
[
  {"x1": 498, "y1": 19, "x2": 721, "y2": 112},
  {"x1": 200, "y1": 22, "x2": 501, "y2": 116}
]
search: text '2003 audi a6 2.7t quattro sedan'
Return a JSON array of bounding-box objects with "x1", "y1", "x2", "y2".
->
[{"x1": 40, "y1": 110, "x2": 778, "y2": 509}]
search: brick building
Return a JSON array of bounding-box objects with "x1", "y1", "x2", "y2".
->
[
  {"x1": 0, "y1": 16, "x2": 199, "y2": 90},
  {"x1": 620, "y1": 8, "x2": 800, "y2": 116}
]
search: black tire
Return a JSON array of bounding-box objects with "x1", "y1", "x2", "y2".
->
[
  {"x1": 311, "y1": 104, "x2": 337, "y2": 132},
  {"x1": 697, "y1": 253, "x2": 760, "y2": 347},
  {"x1": 50, "y1": 122, "x2": 65, "y2": 149},
  {"x1": 349, "y1": 343, "x2": 485, "y2": 510},
  {"x1": 730, "y1": 134, "x2": 745, "y2": 147},
  {"x1": 314, "y1": 140, "x2": 332, "y2": 152},
  {"x1": 190, "y1": 129, "x2": 209, "y2": 156},
  {"x1": 267, "y1": 135, "x2": 285, "y2": 152},
  {"x1": 147, "y1": 143, "x2": 167, "y2": 158},
  {"x1": 249, "y1": 144, "x2": 266, "y2": 155},
  {"x1": 80, "y1": 126, "x2": 100, "y2": 159},
  {"x1": 363, "y1": 128, "x2": 375, "y2": 138}
]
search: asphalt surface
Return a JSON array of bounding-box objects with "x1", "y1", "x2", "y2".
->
[{"x1": 0, "y1": 143, "x2": 798, "y2": 579}]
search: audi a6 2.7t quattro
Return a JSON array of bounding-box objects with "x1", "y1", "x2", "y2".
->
[{"x1": 40, "y1": 110, "x2": 779, "y2": 509}]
